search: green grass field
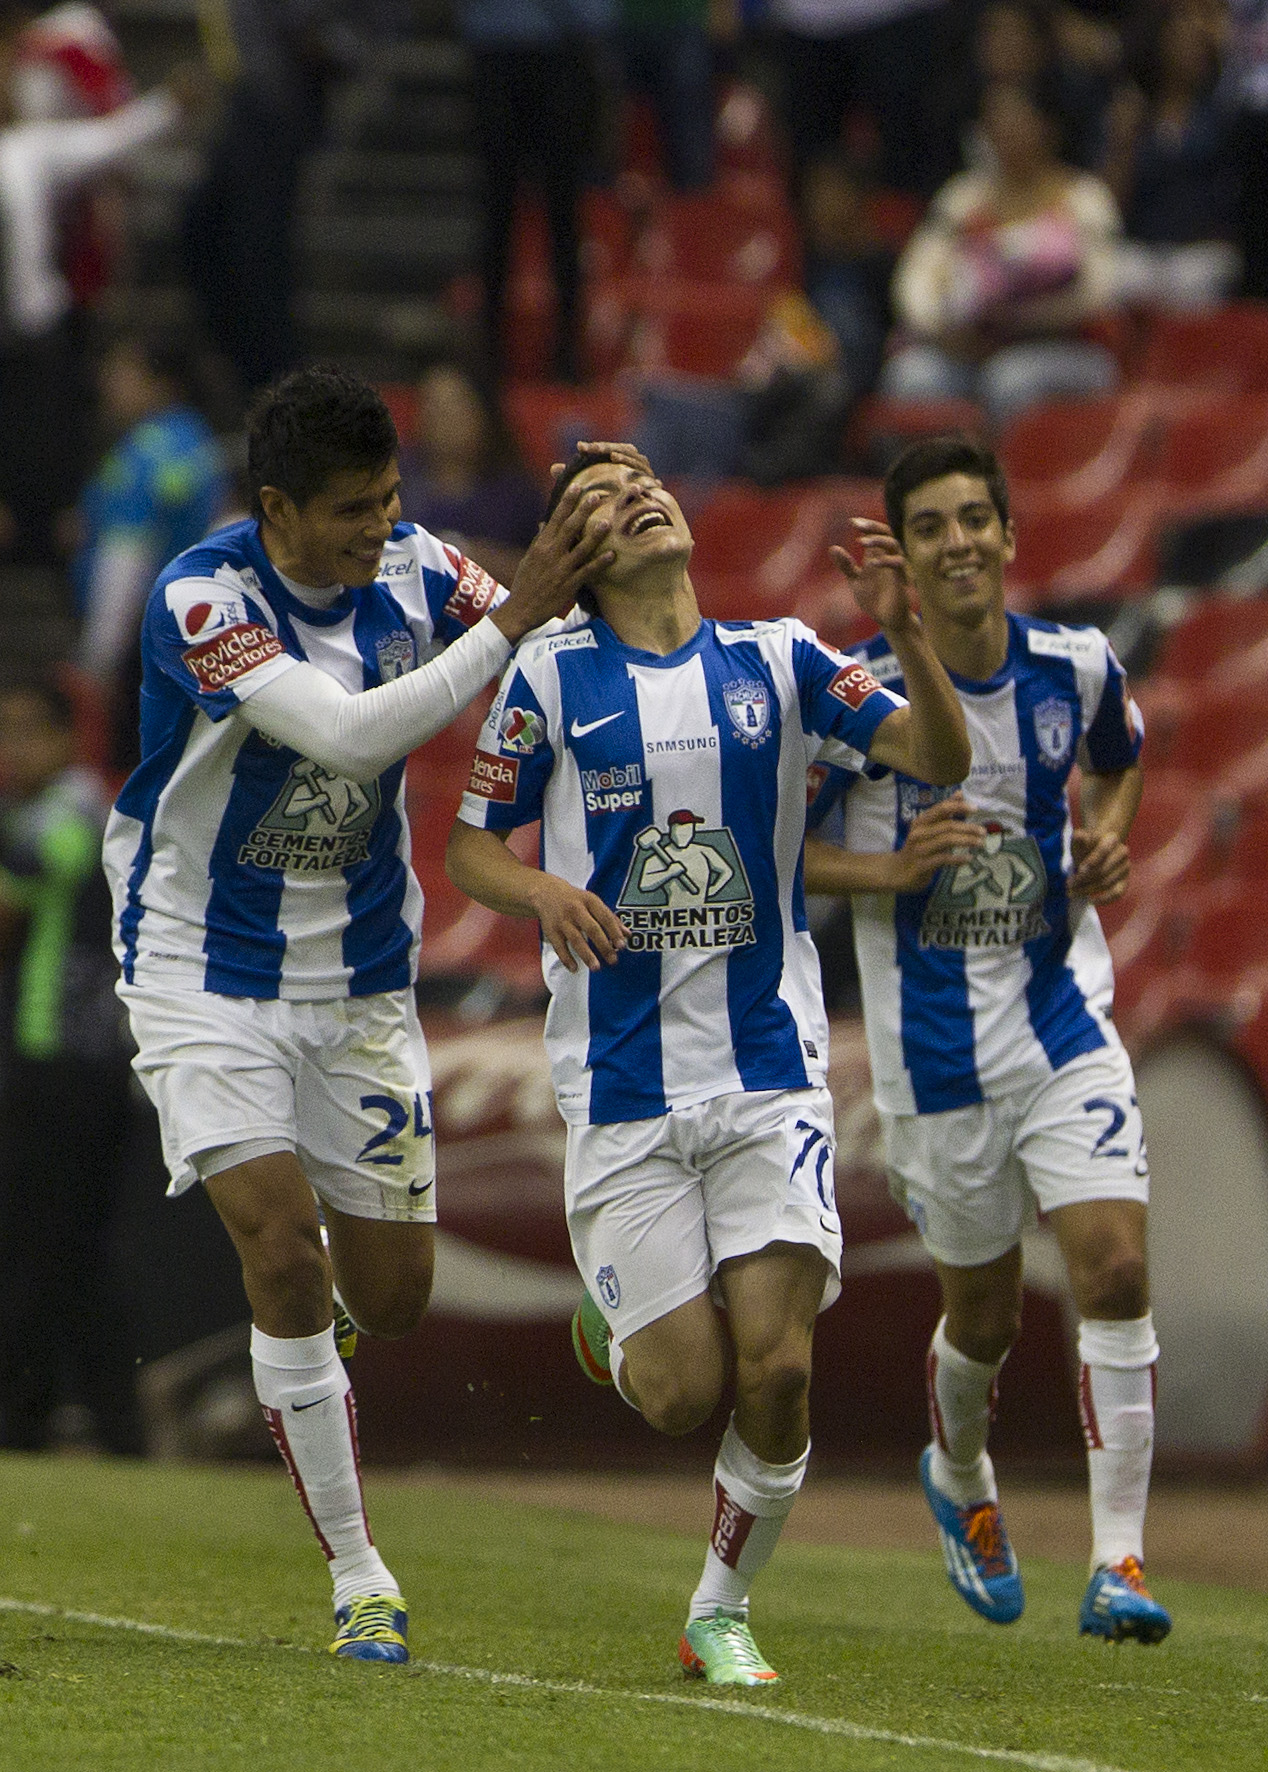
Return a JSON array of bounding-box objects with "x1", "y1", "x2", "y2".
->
[{"x1": 0, "y1": 1455, "x2": 1264, "y2": 1772}]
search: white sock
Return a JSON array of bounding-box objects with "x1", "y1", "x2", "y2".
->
[
  {"x1": 1078, "y1": 1314, "x2": 1158, "y2": 1572},
  {"x1": 687, "y1": 1417, "x2": 809, "y2": 1624},
  {"x1": 251, "y1": 1325, "x2": 398, "y2": 1611},
  {"x1": 926, "y1": 1317, "x2": 1003, "y2": 1506}
]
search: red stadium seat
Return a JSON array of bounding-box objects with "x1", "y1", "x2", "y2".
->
[
  {"x1": 636, "y1": 191, "x2": 800, "y2": 289},
  {"x1": 1006, "y1": 486, "x2": 1162, "y2": 602},
  {"x1": 503, "y1": 381, "x2": 640, "y2": 482},
  {"x1": 626, "y1": 281, "x2": 768, "y2": 378},
  {"x1": 1139, "y1": 683, "x2": 1268, "y2": 774},
  {"x1": 1155, "y1": 395, "x2": 1268, "y2": 520},
  {"x1": 999, "y1": 393, "x2": 1156, "y2": 513},
  {"x1": 686, "y1": 484, "x2": 823, "y2": 583},
  {"x1": 1138, "y1": 302, "x2": 1268, "y2": 394},
  {"x1": 1150, "y1": 597, "x2": 1268, "y2": 685},
  {"x1": 1122, "y1": 876, "x2": 1268, "y2": 1044},
  {"x1": 377, "y1": 381, "x2": 418, "y2": 441},
  {"x1": 853, "y1": 394, "x2": 989, "y2": 458}
]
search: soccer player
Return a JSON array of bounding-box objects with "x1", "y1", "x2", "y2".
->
[
  {"x1": 102, "y1": 366, "x2": 618, "y2": 1662},
  {"x1": 803, "y1": 433, "x2": 1171, "y2": 1644},
  {"x1": 445, "y1": 448, "x2": 971, "y2": 1684}
]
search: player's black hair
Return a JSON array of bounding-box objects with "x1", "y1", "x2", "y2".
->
[
  {"x1": 883, "y1": 434, "x2": 1011, "y2": 543},
  {"x1": 246, "y1": 365, "x2": 398, "y2": 519},
  {"x1": 543, "y1": 446, "x2": 617, "y2": 523}
]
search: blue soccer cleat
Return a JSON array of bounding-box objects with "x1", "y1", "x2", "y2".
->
[
  {"x1": 919, "y1": 1445, "x2": 1024, "y2": 1624},
  {"x1": 1079, "y1": 1557, "x2": 1171, "y2": 1644},
  {"x1": 329, "y1": 1594, "x2": 409, "y2": 1662}
]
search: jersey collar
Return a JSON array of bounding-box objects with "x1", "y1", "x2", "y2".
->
[
  {"x1": 945, "y1": 612, "x2": 1022, "y2": 696},
  {"x1": 591, "y1": 614, "x2": 708, "y2": 668},
  {"x1": 243, "y1": 523, "x2": 360, "y2": 627}
]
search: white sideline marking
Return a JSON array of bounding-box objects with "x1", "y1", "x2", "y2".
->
[{"x1": 0, "y1": 1595, "x2": 1137, "y2": 1772}]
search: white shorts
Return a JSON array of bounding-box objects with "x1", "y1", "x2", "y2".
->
[
  {"x1": 882, "y1": 1044, "x2": 1150, "y2": 1269},
  {"x1": 119, "y1": 984, "x2": 437, "y2": 1224},
  {"x1": 565, "y1": 1086, "x2": 843, "y2": 1344}
]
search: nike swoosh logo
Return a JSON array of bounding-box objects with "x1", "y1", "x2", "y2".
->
[
  {"x1": 408, "y1": 1178, "x2": 435, "y2": 1197},
  {"x1": 570, "y1": 712, "x2": 625, "y2": 739},
  {"x1": 292, "y1": 1394, "x2": 335, "y2": 1411}
]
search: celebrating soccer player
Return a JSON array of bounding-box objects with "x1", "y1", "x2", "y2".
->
[
  {"x1": 102, "y1": 367, "x2": 620, "y2": 1662},
  {"x1": 804, "y1": 434, "x2": 1171, "y2": 1644},
  {"x1": 445, "y1": 447, "x2": 970, "y2": 1684}
]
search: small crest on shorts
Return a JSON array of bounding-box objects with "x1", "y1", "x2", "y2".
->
[
  {"x1": 722, "y1": 679, "x2": 771, "y2": 747},
  {"x1": 595, "y1": 1264, "x2": 621, "y2": 1310},
  {"x1": 376, "y1": 628, "x2": 416, "y2": 682},
  {"x1": 1032, "y1": 695, "x2": 1074, "y2": 769}
]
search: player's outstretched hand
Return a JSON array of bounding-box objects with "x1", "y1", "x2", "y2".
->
[
  {"x1": 893, "y1": 792, "x2": 986, "y2": 892},
  {"x1": 830, "y1": 520, "x2": 918, "y2": 636},
  {"x1": 496, "y1": 479, "x2": 616, "y2": 644},
  {"x1": 528, "y1": 874, "x2": 629, "y2": 973},
  {"x1": 1070, "y1": 826, "x2": 1131, "y2": 903}
]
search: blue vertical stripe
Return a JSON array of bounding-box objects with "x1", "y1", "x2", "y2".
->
[
  {"x1": 707, "y1": 639, "x2": 807, "y2": 1092},
  {"x1": 203, "y1": 732, "x2": 292, "y2": 995},
  {"x1": 116, "y1": 699, "x2": 197, "y2": 981},
  {"x1": 1013, "y1": 656, "x2": 1106, "y2": 1070},
  {"x1": 343, "y1": 592, "x2": 413, "y2": 994},
  {"x1": 560, "y1": 641, "x2": 667, "y2": 1120}
]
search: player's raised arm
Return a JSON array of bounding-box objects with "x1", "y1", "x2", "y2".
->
[
  {"x1": 831, "y1": 519, "x2": 971, "y2": 786},
  {"x1": 445, "y1": 821, "x2": 628, "y2": 974}
]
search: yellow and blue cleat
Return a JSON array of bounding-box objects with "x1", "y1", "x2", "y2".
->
[
  {"x1": 679, "y1": 1610, "x2": 778, "y2": 1685},
  {"x1": 919, "y1": 1445, "x2": 1024, "y2": 1624},
  {"x1": 1079, "y1": 1557, "x2": 1171, "y2": 1643},
  {"x1": 332, "y1": 1295, "x2": 359, "y2": 1362},
  {"x1": 329, "y1": 1594, "x2": 408, "y2": 1663},
  {"x1": 571, "y1": 1289, "x2": 614, "y2": 1386}
]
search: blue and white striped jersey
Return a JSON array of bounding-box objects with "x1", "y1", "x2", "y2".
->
[
  {"x1": 456, "y1": 614, "x2": 905, "y2": 1125},
  {"x1": 808, "y1": 612, "x2": 1144, "y2": 1116},
  {"x1": 103, "y1": 517, "x2": 502, "y2": 1000}
]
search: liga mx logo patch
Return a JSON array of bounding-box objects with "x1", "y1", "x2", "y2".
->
[
  {"x1": 1033, "y1": 695, "x2": 1074, "y2": 770},
  {"x1": 722, "y1": 678, "x2": 771, "y2": 747},
  {"x1": 499, "y1": 705, "x2": 545, "y2": 753},
  {"x1": 596, "y1": 1264, "x2": 620, "y2": 1310}
]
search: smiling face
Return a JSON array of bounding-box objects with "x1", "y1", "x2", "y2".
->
[
  {"x1": 898, "y1": 471, "x2": 1016, "y2": 627},
  {"x1": 569, "y1": 460, "x2": 693, "y2": 589},
  {"x1": 260, "y1": 458, "x2": 402, "y2": 588}
]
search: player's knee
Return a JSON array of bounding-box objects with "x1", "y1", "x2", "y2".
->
[
  {"x1": 736, "y1": 1343, "x2": 812, "y2": 1421},
  {"x1": 344, "y1": 1251, "x2": 434, "y2": 1340},
  {"x1": 636, "y1": 1369, "x2": 721, "y2": 1437},
  {"x1": 952, "y1": 1307, "x2": 1021, "y2": 1366},
  {"x1": 1077, "y1": 1250, "x2": 1148, "y2": 1321}
]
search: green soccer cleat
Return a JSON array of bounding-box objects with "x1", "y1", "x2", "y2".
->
[
  {"x1": 571, "y1": 1290, "x2": 614, "y2": 1386},
  {"x1": 678, "y1": 1610, "x2": 779, "y2": 1685},
  {"x1": 329, "y1": 1594, "x2": 408, "y2": 1663}
]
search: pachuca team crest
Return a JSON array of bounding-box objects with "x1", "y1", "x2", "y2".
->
[
  {"x1": 722, "y1": 679, "x2": 771, "y2": 748},
  {"x1": 920, "y1": 822, "x2": 1049, "y2": 949},
  {"x1": 616, "y1": 812, "x2": 756, "y2": 951}
]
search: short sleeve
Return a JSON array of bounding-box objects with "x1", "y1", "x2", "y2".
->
[
  {"x1": 1081, "y1": 641, "x2": 1144, "y2": 773},
  {"x1": 792, "y1": 624, "x2": 906, "y2": 762},
  {"x1": 145, "y1": 570, "x2": 296, "y2": 723},
  {"x1": 456, "y1": 662, "x2": 555, "y2": 830}
]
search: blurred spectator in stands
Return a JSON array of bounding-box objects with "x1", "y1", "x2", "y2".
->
[
  {"x1": 73, "y1": 328, "x2": 229, "y2": 774},
  {"x1": 458, "y1": 0, "x2": 615, "y2": 384},
  {"x1": 879, "y1": 77, "x2": 1121, "y2": 424},
  {"x1": 765, "y1": 0, "x2": 960, "y2": 198},
  {"x1": 397, "y1": 355, "x2": 543, "y2": 585},
  {"x1": 182, "y1": 3, "x2": 395, "y2": 400},
  {"x1": 1222, "y1": 0, "x2": 1268, "y2": 298},
  {"x1": 0, "y1": 24, "x2": 195, "y2": 567},
  {"x1": 632, "y1": 152, "x2": 892, "y2": 480},
  {"x1": 0, "y1": 675, "x2": 145, "y2": 1455},
  {"x1": 954, "y1": 1, "x2": 1121, "y2": 172},
  {"x1": 14, "y1": 4, "x2": 132, "y2": 312},
  {"x1": 1103, "y1": 0, "x2": 1239, "y2": 307},
  {"x1": 616, "y1": 0, "x2": 733, "y2": 191}
]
